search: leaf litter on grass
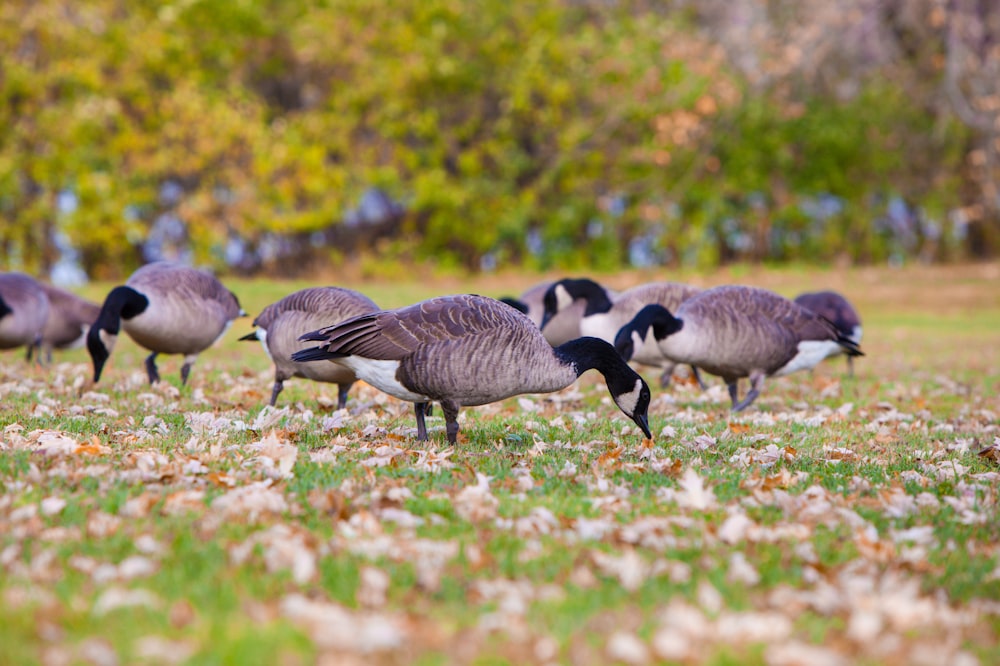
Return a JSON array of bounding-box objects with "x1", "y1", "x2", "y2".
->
[{"x1": 1, "y1": 303, "x2": 999, "y2": 665}]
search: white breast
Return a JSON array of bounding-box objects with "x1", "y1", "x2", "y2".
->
[
  {"x1": 337, "y1": 356, "x2": 430, "y2": 402},
  {"x1": 773, "y1": 339, "x2": 845, "y2": 377}
]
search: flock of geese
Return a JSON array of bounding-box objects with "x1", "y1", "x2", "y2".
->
[{"x1": 0, "y1": 262, "x2": 864, "y2": 444}]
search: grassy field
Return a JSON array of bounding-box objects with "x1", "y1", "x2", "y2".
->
[{"x1": 1, "y1": 263, "x2": 999, "y2": 665}]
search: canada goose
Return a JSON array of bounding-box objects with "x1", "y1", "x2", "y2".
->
[
  {"x1": 540, "y1": 278, "x2": 704, "y2": 388},
  {"x1": 511, "y1": 279, "x2": 616, "y2": 346},
  {"x1": 793, "y1": 290, "x2": 862, "y2": 376},
  {"x1": 0, "y1": 272, "x2": 49, "y2": 358},
  {"x1": 30, "y1": 283, "x2": 101, "y2": 363},
  {"x1": 240, "y1": 287, "x2": 380, "y2": 408},
  {"x1": 87, "y1": 262, "x2": 243, "y2": 385},
  {"x1": 614, "y1": 285, "x2": 863, "y2": 412},
  {"x1": 291, "y1": 294, "x2": 652, "y2": 444}
]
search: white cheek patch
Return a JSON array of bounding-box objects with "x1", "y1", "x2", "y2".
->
[
  {"x1": 99, "y1": 330, "x2": 118, "y2": 354},
  {"x1": 554, "y1": 284, "x2": 574, "y2": 312},
  {"x1": 254, "y1": 328, "x2": 274, "y2": 362},
  {"x1": 614, "y1": 378, "x2": 644, "y2": 416},
  {"x1": 340, "y1": 357, "x2": 430, "y2": 402},
  {"x1": 775, "y1": 340, "x2": 845, "y2": 376}
]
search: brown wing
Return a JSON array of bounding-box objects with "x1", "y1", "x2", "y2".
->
[{"x1": 306, "y1": 294, "x2": 528, "y2": 361}]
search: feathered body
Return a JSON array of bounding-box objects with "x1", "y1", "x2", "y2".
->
[
  {"x1": 293, "y1": 294, "x2": 651, "y2": 443},
  {"x1": 243, "y1": 287, "x2": 379, "y2": 407},
  {"x1": 88, "y1": 262, "x2": 243, "y2": 384},
  {"x1": 615, "y1": 285, "x2": 863, "y2": 411},
  {"x1": 0, "y1": 272, "x2": 49, "y2": 354}
]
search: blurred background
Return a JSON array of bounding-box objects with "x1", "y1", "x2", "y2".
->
[{"x1": 2, "y1": 0, "x2": 998, "y2": 282}]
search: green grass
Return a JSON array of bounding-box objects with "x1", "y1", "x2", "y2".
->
[{"x1": 1, "y1": 263, "x2": 998, "y2": 664}]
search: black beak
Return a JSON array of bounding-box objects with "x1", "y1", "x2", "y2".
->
[{"x1": 635, "y1": 412, "x2": 652, "y2": 439}]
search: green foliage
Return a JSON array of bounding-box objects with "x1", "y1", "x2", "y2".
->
[{"x1": 0, "y1": 0, "x2": 974, "y2": 276}]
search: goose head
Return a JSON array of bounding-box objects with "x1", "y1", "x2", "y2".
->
[
  {"x1": 614, "y1": 304, "x2": 683, "y2": 361},
  {"x1": 539, "y1": 278, "x2": 612, "y2": 330},
  {"x1": 610, "y1": 373, "x2": 652, "y2": 439},
  {"x1": 555, "y1": 336, "x2": 653, "y2": 439}
]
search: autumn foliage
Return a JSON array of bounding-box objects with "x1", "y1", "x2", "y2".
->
[{"x1": 1, "y1": 0, "x2": 998, "y2": 277}]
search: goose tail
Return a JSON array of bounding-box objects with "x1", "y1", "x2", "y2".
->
[
  {"x1": 291, "y1": 346, "x2": 347, "y2": 363},
  {"x1": 838, "y1": 334, "x2": 864, "y2": 357}
]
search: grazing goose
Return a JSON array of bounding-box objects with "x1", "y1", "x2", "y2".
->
[
  {"x1": 0, "y1": 272, "x2": 49, "y2": 358},
  {"x1": 32, "y1": 283, "x2": 101, "y2": 363},
  {"x1": 540, "y1": 278, "x2": 704, "y2": 388},
  {"x1": 793, "y1": 290, "x2": 863, "y2": 376},
  {"x1": 87, "y1": 262, "x2": 243, "y2": 385},
  {"x1": 240, "y1": 286, "x2": 380, "y2": 408},
  {"x1": 513, "y1": 279, "x2": 616, "y2": 347},
  {"x1": 291, "y1": 294, "x2": 652, "y2": 444},
  {"x1": 614, "y1": 285, "x2": 863, "y2": 412}
]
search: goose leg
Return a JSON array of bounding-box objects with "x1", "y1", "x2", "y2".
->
[
  {"x1": 846, "y1": 355, "x2": 855, "y2": 378},
  {"x1": 269, "y1": 378, "x2": 284, "y2": 406},
  {"x1": 145, "y1": 353, "x2": 161, "y2": 384},
  {"x1": 732, "y1": 372, "x2": 765, "y2": 412},
  {"x1": 180, "y1": 354, "x2": 197, "y2": 385},
  {"x1": 336, "y1": 382, "x2": 352, "y2": 410},
  {"x1": 658, "y1": 363, "x2": 675, "y2": 389},
  {"x1": 27, "y1": 335, "x2": 44, "y2": 367},
  {"x1": 692, "y1": 366, "x2": 707, "y2": 391},
  {"x1": 414, "y1": 402, "x2": 430, "y2": 441},
  {"x1": 727, "y1": 380, "x2": 741, "y2": 408},
  {"x1": 440, "y1": 400, "x2": 461, "y2": 445}
]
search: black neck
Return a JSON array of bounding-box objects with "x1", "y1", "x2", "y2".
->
[
  {"x1": 636, "y1": 304, "x2": 682, "y2": 339},
  {"x1": 555, "y1": 336, "x2": 632, "y2": 381},
  {"x1": 567, "y1": 278, "x2": 613, "y2": 315},
  {"x1": 94, "y1": 286, "x2": 149, "y2": 334},
  {"x1": 0, "y1": 295, "x2": 11, "y2": 319}
]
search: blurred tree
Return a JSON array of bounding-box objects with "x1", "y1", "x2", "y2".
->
[{"x1": 0, "y1": 0, "x2": 993, "y2": 276}]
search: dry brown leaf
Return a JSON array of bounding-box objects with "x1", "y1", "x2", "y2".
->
[
  {"x1": 977, "y1": 440, "x2": 1000, "y2": 465},
  {"x1": 206, "y1": 472, "x2": 236, "y2": 488},
  {"x1": 596, "y1": 445, "x2": 624, "y2": 471},
  {"x1": 75, "y1": 442, "x2": 112, "y2": 456}
]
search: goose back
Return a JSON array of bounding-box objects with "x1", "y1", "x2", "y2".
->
[
  {"x1": 0, "y1": 273, "x2": 49, "y2": 349},
  {"x1": 123, "y1": 262, "x2": 241, "y2": 354},
  {"x1": 309, "y1": 294, "x2": 576, "y2": 406}
]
